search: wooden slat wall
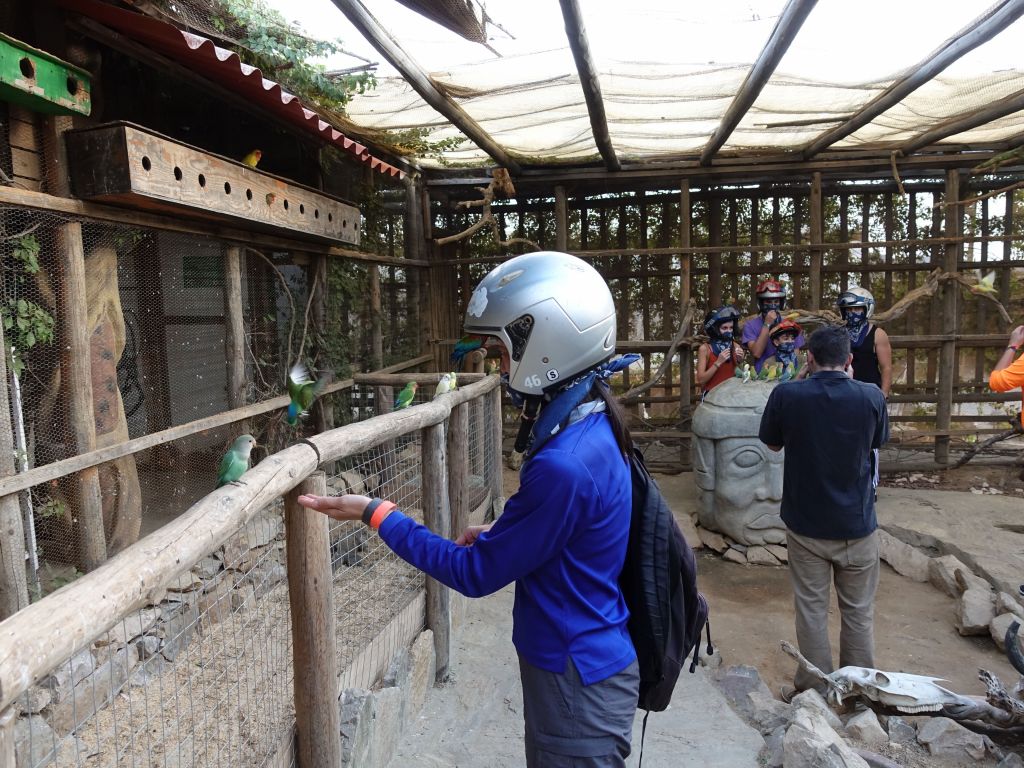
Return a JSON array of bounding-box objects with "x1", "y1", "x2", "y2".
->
[{"x1": 444, "y1": 179, "x2": 1023, "y2": 467}]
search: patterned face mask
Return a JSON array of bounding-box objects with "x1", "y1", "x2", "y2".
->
[
  {"x1": 776, "y1": 341, "x2": 796, "y2": 354},
  {"x1": 500, "y1": 373, "x2": 526, "y2": 409},
  {"x1": 845, "y1": 311, "x2": 866, "y2": 328}
]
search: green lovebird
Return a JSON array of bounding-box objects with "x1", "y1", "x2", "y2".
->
[
  {"x1": 394, "y1": 381, "x2": 418, "y2": 410},
  {"x1": 287, "y1": 363, "x2": 325, "y2": 426},
  {"x1": 217, "y1": 434, "x2": 256, "y2": 488}
]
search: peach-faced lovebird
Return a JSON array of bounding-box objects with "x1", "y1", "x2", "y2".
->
[
  {"x1": 241, "y1": 149, "x2": 262, "y2": 168},
  {"x1": 394, "y1": 381, "x2": 417, "y2": 410},
  {"x1": 287, "y1": 363, "x2": 325, "y2": 426},
  {"x1": 217, "y1": 434, "x2": 256, "y2": 488}
]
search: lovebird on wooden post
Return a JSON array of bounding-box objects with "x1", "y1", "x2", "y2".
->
[
  {"x1": 286, "y1": 363, "x2": 325, "y2": 426},
  {"x1": 394, "y1": 381, "x2": 418, "y2": 410},
  {"x1": 217, "y1": 434, "x2": 256, "y2": 488},
  {"x1": 241, "y1": 149, "x2": 262, "y2": 168}
]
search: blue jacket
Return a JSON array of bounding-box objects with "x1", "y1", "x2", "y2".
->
[{"x1": 379, "y1": 411, "x2": 636, "y2": 685}]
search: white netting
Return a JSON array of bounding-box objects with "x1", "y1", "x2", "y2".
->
[{"x1": 322, "y1": 0, "x2": 1024, "y2": 167}]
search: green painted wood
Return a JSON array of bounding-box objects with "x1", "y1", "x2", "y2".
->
[{"x1": 0, "y1": 33, "x2": 90, "y2": 116}]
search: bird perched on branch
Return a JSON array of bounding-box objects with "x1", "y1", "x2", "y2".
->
[
  {"x1": 217, "y1": 434, "x2": 256, "y2": 488},
  {"x1": 241, "y1": 149, "x2": 262, "y2": 168},
  {"x1": 286, "y1": 363, "x2": 326, "y2": 426},
  {"x1": 449, "y1": 371, "x2": 458, "y2": 390},
  {"x1": 971, "y1": 269, "x2": 998, "y2": 295},
  {"x1": 395, "y1": 381, "x2": 418, "y2": 410}
]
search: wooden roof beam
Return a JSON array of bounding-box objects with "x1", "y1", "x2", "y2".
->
[
  {"x1": 328, "y1": 0, "x2": 522, "y2": 175},
  {"x1": 801, "y1": 0, "x2": 1024, "y2": 160},
  {"x1": 898, "y1": 86, "x2": 1024, "y2": 156},
  {"x1": 559, "y1": 0, "x2": 619, "y2": 172},
  {"x1": 699, "y1": 0, "x2": 818, "y2": 167}
]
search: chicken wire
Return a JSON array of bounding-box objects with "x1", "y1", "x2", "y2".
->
[
  {"x1": 10, "y1": 381, "x2": 502, "y2": 768},
  {"x1": 0, "y1": 202, "x2": 423, "y2": 603}
]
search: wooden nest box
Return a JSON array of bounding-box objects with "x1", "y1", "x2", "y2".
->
[{"x1": 66, "y1": 122, "x2": 361, "y2": 245}]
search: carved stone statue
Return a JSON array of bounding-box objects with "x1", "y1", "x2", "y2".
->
[{"x1": 691, "y1": 378, "x2": 786, "y2": 546}]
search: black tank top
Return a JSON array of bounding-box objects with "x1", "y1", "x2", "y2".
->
[{"x1": 851, "y1": 325, "x2": 882, "y2": 387}]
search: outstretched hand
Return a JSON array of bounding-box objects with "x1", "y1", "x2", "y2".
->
[
  {"x1": 297, "y1": 493, "x2": 371, "y2": 522},
  {"x1": 1010, "y1": 325, "x2": 1024, "y2": 348},
  {"x1": 455, "y1": 523, "x2": 493, "y2": 546}
]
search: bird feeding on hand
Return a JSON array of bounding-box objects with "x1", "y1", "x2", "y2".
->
[
  {"x1": 286, "y1": 362, "x2": 326, "y2": 426},
  {"x1": 394, "y1": 381, "x2": 417, "y2": 410},
  {"x1": 217, "y1": 434, "x2": 256, "y2": 488},
  {"x1": 241, "y1": 149, "x2": 262, "y2": 168},
  {"x1": 433, "y1": 373, "x2": 453, "y2": 399}
]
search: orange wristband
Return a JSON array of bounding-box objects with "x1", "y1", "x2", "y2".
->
[{"x1": 368, "y1": 500, "x2": 397, "y2": 530}]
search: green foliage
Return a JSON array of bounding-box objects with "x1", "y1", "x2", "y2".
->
[
  {"x1": 211, "y1": 0, "x2": 374, "y2": 112},
  {"x1": 36, "y1": 496, "x2": 66, "y2": 520},
  {"x1": 1, "y1": 234, "x2": 55, "y2": 378},
  {"x1": 380, "y1": 127, "x2": 467, "y2": 164}
]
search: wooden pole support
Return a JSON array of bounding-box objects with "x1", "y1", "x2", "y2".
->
[
  {"x1": 0, "y1": 321, "x2": 28, "y2": 619},
  {"x1": 555, "y1": 185, "x2": 569, "y2": 251},
  {"x1": 679, "y1": 180, "x2": 693, "y2": 426},
  {"x1": 421, "y1": 422, "x2": 451, "y2": 681},
  {"x1": 285, "y1": 471, "x2": 343, "y2": 768},
  {"x1": 936, "y1": 169, "x2": 961, "y2": 464},
  {"x1": 223, "y1": 245, "x2": 247, "y2": 412},
  {"x1": 447, "y1": 402, "x2": 469, "y2": 537},
  {"x1": 0, "y1": 707, "x2": 14, "y2": 768},
  {"x1": 488, "y1": 385, "x2": 506, "y2": 521},
  {"x1": 809, "y1": 171, "x2": 823, "y2": 310}
]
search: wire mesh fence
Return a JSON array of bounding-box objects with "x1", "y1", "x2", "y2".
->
[
  {"x1": 6, "y1": 376, "x2": 501, "y2": 768},
  {"x1": 0, "y1": 200, "x2": 424, "y2": 606}
]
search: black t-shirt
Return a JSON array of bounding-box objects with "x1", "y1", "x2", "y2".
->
[
  {"x1": 758, "y1": 371, "x2": 889, "y2": 540},
  {"x1": 852, "y1": 325, "x2": 882, "y2": 387}
]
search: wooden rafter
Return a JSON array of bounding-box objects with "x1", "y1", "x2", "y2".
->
[
  {"x1": 699, "y1": 0, "x2": 818, "y2": 166},
  {"x1": 558, "y1": 0, "x2": 619, "y2": 172},
  {"x1": 328, "y1": 0, "x2": 522, "y2": 175},
  {"x1": 801, "y1": 0, "x2": 1024, "y2": 160},
  {"x1": 899, "y1": 86, "x2": 1024, "y2": 157}
]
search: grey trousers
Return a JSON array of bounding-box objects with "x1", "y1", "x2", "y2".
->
[
  {"x1": 519, "y1": 655, "x2": 639, "y2": 767},
  {"x1": 787, "y1": 530, "x2": 880, "y2": 693}
]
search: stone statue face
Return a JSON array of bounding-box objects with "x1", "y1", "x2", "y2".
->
[{"x1": 692, "y1": 379, "x2": 786, "y2": 545}]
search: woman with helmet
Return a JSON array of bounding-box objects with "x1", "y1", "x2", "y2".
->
[
  {"x1": 696, "y1": 305, "x2": 745, "y2": 396},
  {"x1": 742, "y1": 278, "x2": 805, "y2": 372},
  {"x1": 761, "y1": 319, "x2": 804, "y2": 375},
  {"x1": 836, "y1": 287, "x2": 892, "y2": 399},
  {"x1": 299, "y1": 251, "x2": 641, "y2": 766}
]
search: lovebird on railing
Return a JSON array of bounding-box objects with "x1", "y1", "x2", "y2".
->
[
  {"x1": 217, "y1": 434, "x2": 256, "y2": 488},
  {"x1": 286, "y1": 363, "x2": 326, "y2": 426},
  {"x1": 395, "y1": 381, "x2": 418, "y2": 410},
  {"x1": 433, "y1": 372, "x2": 454, "y2": 399}
]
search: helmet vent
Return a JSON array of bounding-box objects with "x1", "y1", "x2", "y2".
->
[{"x1": 505, "y1": 314, "x2": 534, "y2": 361}]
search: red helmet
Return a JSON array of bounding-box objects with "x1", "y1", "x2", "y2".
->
[
  {"x1": 769, "y1": 319, "x2": 802, "y2": 343},
  {"x1": 755, "y1": 279, "x2": 787, "y2": 311}
]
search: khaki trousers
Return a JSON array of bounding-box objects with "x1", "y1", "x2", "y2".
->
[{"x1": 786, "y1": 530, "x2": 879, "y2": 693}]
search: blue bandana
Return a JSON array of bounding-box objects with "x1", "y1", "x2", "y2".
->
[
  {"x1": 847, "y1": 322, "x2": 869, "y2": 348},
  {"x1": 527, "y1": 354, "x2": 640, "y2": 456},
  {"x1": 774, "y1": 341, "x2": 798, "y2": 367},
  {"x1": 710, "y1": 338, "x2": 732, "y2": 356}
]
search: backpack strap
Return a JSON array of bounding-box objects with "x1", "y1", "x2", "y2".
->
[{"x1": 638, "y1": 709, "x2": 650, "y2": 768}]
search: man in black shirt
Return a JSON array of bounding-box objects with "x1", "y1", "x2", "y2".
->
[{"x1": 758, "y1": 326, "x2": 889, "y2": 697}]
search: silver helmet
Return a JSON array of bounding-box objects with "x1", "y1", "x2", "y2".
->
[
  {"x1": 836, "y1": 286, "x2": 876, "y2": 318},
  {"x1": 463, "y1": 251, "x2": 616, "y2": 397}
]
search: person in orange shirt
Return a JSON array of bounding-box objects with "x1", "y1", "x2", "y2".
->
[
  {"x1": 990, "y1": 324, "x2": 1024, "y2": 428},
  {"x1": 696, "y1": 306, "x2": 745, "y2": 398}
]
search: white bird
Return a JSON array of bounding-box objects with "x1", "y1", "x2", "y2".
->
[{"x1": 433, "y1": 372, "x2": 454, "y2": 399}]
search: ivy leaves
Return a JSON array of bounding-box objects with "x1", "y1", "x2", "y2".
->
[{"x1": 2, "y1": 234, "x2": 55, "y2": 378}]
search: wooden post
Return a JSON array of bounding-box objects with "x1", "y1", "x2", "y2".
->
[
  {"x1": 0, "y1": 707, "x2": 14, "y2": 768},
  {"x1": 285, "y1": 471, "x2": 343, "y2": 768},
  {"x1": 447, "y1": 402, "x2": 469, "y2": 539},
  {"x1": 679, "y1": 181, "x2": 693, "y2": 426},
  {"x1": 0, "y1": 322, "x2": 28, "y2": 619},
  {"x1": 489, "y1": 385, "x2": 505, "y2": 521},
  {"x1": 555, "y1": 185, "x2": 568, "y2": 251},
  {"x1": 311, "y1": 255, "x2": 334, "y2": 439},
  {"x1": 223, "y1": 245, "x2": 246, "y2": 411},
  {"x1": 421, "y1": 422, "x2": 451, "y2": 681},
  {"x1": 809, "y1": 172, "x2": 823, "y2": 310},
  {"x1": 935, "y1": 169, "x2": 961, "y2": 464},
  {"x1": 707, "y1": 196, "x2": 722, "y2": 307}
]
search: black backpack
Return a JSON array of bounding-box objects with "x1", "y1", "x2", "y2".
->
[{"x1": 620, "y1": 445, "x2": 712, "y2": 713}]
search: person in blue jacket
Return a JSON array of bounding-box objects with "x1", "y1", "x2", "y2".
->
[{"x1": 299, "y1": 251, "x2": 640, "y2": 767}]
